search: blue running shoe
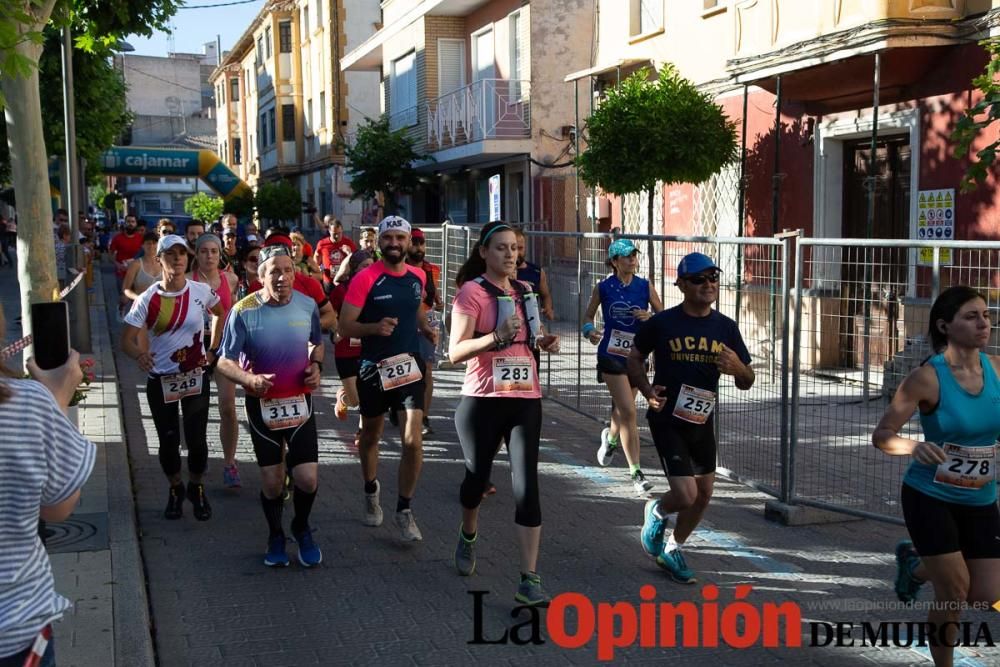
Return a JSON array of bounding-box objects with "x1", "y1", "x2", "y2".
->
[
  {"x1": 264, "y1": 534, "x2": 289, "y2": 568},
  {"x1": 656, "y1": 546, "x2": 696, "y2": 584},
  {"x1": 641, "y1": 499, "x2": 667, "y2": 556},
  {"x1": 894, "y1": 540, "x2": 924, "y2": 603},
  {"x1": 293, "y1": 527, "x2": 322, "y2": 568}
]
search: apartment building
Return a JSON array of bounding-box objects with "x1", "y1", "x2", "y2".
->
[
  {"x1": 342, "y1": 0, "x2": 593, "y2": 227},
  {"x1": 576, "y1": 0, "x2": 1000, "y2": 369},
  {"x1": 210, "y1": 0, "x2": 380, "y2": 227}
]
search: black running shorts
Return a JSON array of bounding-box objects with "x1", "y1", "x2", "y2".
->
[
  {"x1": 244, "y1": 394, "x2": 318, "y2": 468},
  {"x1": 901, "y1": 483, "x2": 1000, "y2": 559},
  {"x1": 648, "y1": 414, "x2": 717, "y2": 477},
  {"x1": 596, "y1": 355, "x2": 645, "y2": 386},
  {"x1": 357, "y1": 358, "x2": 426, "y2": 418},
  {"x1": 335, "y1": 355, "x2": 360, "y2": 380}
]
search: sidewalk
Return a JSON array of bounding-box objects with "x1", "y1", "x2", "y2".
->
[
  {"x1": 96, "y1": 264, "x2": 997, "y2": 666},
  {"x1": 0, "y1": 265, "x2": 155, "y2": 667}
]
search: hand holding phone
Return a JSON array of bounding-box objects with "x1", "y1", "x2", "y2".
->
[
  {"x1": 26, "y1": 349, "x2": 82, "y2": 410},
  {"x1": 30, "y1": 302, "x2": 70, "y2": 370}
]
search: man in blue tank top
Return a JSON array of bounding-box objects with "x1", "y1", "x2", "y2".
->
[{"x1": 628, "y1": 252, "x2": 754, "y2": 584}]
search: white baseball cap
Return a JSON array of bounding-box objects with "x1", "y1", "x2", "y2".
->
[{"x1": 156, "y1": 234, "x2": 191, "y2": 256}]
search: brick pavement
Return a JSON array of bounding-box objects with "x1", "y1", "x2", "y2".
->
[{"x1": 99, "y1": 265, "x2": 998, "y2": 667}]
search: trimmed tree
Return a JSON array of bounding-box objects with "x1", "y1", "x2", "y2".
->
[
  {"x1": 952, "y1": 39, "x2": 1000, "y2": 192},
  {"x1": 254, "y1": 180, "x2": 301, "y2": 227},
  {"x1": 342, "y1": 115, "x2": 429, "y2": 216},
  {"x1": 183, "y1": 191, "x2": 224, "y2": 223},
  {"x1": 577, "y1": 65, "x2": 739, "y2": 276}
]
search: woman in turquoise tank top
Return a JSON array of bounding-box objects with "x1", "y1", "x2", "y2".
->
[{"x1": 873, "y1": 286, "x2": 1000, "y2": 667}]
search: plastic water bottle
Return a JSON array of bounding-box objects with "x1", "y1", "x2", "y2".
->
[{"x1": 523, "y1": 292, "x2": 542, "y2": 343}]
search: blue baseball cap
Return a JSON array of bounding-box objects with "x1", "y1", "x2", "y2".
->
[
  {"x1": 608, "y1": 238, "x2": 639, "y2": 259},
  {"x1": 677, "y1": 252, "x2": 721, "y2": 277}
]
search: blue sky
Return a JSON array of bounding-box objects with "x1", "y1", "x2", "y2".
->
[{"x1": 125, "y1": 1, "x2": 266, "y2": 58}]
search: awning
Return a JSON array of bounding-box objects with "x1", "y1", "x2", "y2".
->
[{"x1": 563, "y1": 58, "x2": 652, "y2": 83}]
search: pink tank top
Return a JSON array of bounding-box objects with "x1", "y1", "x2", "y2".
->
[{"x1": 193, "y1": 269, "x2": 233, "y2": 316}]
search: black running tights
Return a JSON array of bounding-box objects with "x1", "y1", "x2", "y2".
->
[
  {"x1": 146, "y1": 375, "x2": 211, "y2": 477},
  {"x1": 456, "y1": 396, "x2": 542, "y2": 527}
]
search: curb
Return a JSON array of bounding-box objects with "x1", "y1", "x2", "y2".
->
[{"x1": 92, "y1": 268, "x2": 157, "y2": 667}]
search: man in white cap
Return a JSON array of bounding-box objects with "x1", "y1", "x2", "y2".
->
[{"x1": 338, "y1": 216, "x2": 438, "y2": 542}]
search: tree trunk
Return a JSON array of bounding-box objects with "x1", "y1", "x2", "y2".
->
[
  {"x1": 646, "y1": 184, "x2": 656, "y2": 280},
  {"x1": 2, "y1": 0, "x2": 61, "y2": 361}
]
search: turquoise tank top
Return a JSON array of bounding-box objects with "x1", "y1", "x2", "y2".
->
[{"x1": 903, "y1": 352, "x2": 1000, "y2": 505}]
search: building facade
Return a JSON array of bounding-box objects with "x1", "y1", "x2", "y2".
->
[{"x1": 342, "y1": 0, "x2": 594, "y2": 228}]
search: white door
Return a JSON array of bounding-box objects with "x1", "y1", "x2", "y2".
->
[{"x1": 472, "y1": 29, "x2": 495, "y2": 138}]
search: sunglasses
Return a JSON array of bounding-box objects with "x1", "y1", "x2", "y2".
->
[{"x1": 685, "y1": 273, "x2": 720, "y2": 285}]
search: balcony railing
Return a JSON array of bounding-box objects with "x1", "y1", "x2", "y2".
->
[{"x1": 427, "y1": 79, "x2": 530, "y2": 150}]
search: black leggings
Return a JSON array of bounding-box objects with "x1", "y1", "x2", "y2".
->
[
  {"x1": 146, "y1": 373, "x2": 211, "y2": 477},
  {"x1": 456, "y1": 396, "x2": 542, "y2": 527}
]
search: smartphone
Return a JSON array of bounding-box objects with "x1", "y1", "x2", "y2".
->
[{"x1": 31, "y1": 302, "x2": 70, "y2": 370}]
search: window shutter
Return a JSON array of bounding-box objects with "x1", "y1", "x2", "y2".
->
[{"x1": 438, "y1": 38, "x2": 465, "y2": 97}]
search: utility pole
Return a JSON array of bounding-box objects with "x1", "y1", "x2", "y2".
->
[{"x1": 62, "y1": 25, "x2": 92, "y2": 352}]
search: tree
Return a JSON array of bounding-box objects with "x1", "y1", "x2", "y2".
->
[
  {"x1": 183, "y1": 191, "x2": 224, "y2": 223},
  {"x1": 254, "y1": 180, "x2": 301, "y2": 226},
  {"x1": 0, "y1": 28, "x2": 130, "y2": 187},
  {"x1": 577, "y1": 65, "x2": 739, "y2": 276},
  {"x1": 342, "y1": 115, "x2": 430, "y2": 215},
  {"x1": 1, "y1": 0, "x2": 179, "y2": 347},
  {"x1": 952, "y1": 39, "x2": 1000, "y2": 193}
]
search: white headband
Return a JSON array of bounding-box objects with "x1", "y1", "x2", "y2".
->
[{"x1": 378, "y1": 216, "x2": 411, "y2": 237}]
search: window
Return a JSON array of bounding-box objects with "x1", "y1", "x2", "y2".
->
[
  {"x1": 303, "y1": 6, "x2": 309, "y2": 35},
  {"x1": 319, "y1": 91, "x2": 326, "y2": 128},
  {"x1": 389, "y1": 51, "x2": 417, "y2": 129},
  {"x1": 306, "y1": 98, "x2": 313, "y2": 135},
  {"x1": 630, "y1": 0, "x2": 663, "y2": 36},
  {"x1": 265, "y1": 26, "x2": 272, "y2": 58},
  {"x1": 223, "y1": 140, "x2": 228, "y2": 164},
  {"x1": 316, "y1": 0, "x2": 322, "y2": 27},
  {"x1": 233, "y1": 138, "x2": 242, "y2": 165},
  {"x1": 230, "y1": 78, "x2": 239, "y2": 102},
  {"x1": 260, "y1": 112, "x2": 268, "y2": 147},
  {"x1": 704, "y1": 0, "x2": 719, "y2": 8},
  {"x1": 279, "y1": 21, "x2": 292, "y2": 53},
  {"x1": 438, "y1": 38, "x2": 465, "y2": 96},
  {"x1": 509, "y1": 13, "x2": 525, "y2": 100},
  {"x1": 268, "y1": 109, "x2": 276, "y2": 145},
  {"x1": 256, "y1": 35, "x2": 263, "y2": 64},
  {"x1": 282, "y1": 104, "x2": 295, "y2": 141},
  {"x1": 219, "y1": 82, "x2": 225, "y2": 104}
]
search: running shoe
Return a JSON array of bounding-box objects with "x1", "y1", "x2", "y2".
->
[
  {"x1": 454, "y1": 527, "x2": 476, "y2": 576},
  {"x1": 597, "y1": 427, "x2": 617, "y2": 466},
  {"x1": 894, "y1": 540, "x2": 924, "y2": 603},
  {"x1": 657, "y1": 545, "x2": 696, "y2": 584},
  {"x1": 515, "y1": 572, "x2": 549, "y2": 606},
  {"x1": 395, "y1": 509, "x2": 423, "y2": 541},
  {"x1": 292, "y1": 527, "x2": 323, "y2": 568},
  {"x1": 334, "y1": 389, "x2": 349, "y2": 421},
  {"x1": 641, "y1": 499, "x2": 667, "y2": 556},
  {"x1": 632, "y1": 469, "x2": 654, "y2": 494},
  {"x1": 222, "y1": 463, "x2": 241, "y2": 488},
  {"x1": 164, "y1": 483, "x2": 184, "y2": 520},
  {"x1": 422, "y1": 416, "x2": 434, "y2": 436},
  {"x1": 187, "y1": 482, "x2": 212, "y2": 521},
  {"x1": 363, "y1": 480, "x2": 383, "y2": 527},
  {"x1": 264, "y1": 534, "x2": 289, "y2": 567}
]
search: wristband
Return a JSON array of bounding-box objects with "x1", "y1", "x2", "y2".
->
[{"x1": 581, "y1": 323, "x2": 596, "y2": 336}]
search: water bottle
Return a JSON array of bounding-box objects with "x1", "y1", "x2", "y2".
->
[
  {"x1": 496, "y1": 295, "x2": 515, "y2": 344},
  {"x1": 523, "y1": 292, "x2": 542, "y2": 344}
]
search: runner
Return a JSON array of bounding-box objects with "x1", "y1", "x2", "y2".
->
[
  {"x1": 290, "y1": 231, "x2": 321, "y2": 278},
  {"x1": 330, "y1": 250, "x2": 374, "y2": 440},
  {"x1": 629, "y1": 252, "x2": 754, "y2": 584},
  {"x1": 314, "y1": 218, "x2": 357, "y2": 293},
  {"x1": 873, "y1": 285, "x2": 1000, "y2": 667},
  {"x1": 216, "y1": 243, "x2": 325, "y2": 568},
  {"x1": 333, "y1": 227, "x2": 377, "y2": 285},
  {"x1": 582, "y1": 238, "x2": 663, "y2": 494},
  {"x1": 110, "y1": 214, "x2": 144, "y2": 317},
  {"x1": 246, "y1": 234, "x2": 336, "y2": 332},
  {"x1": 513, "y1": 227, "x2": 555, "y2": 319},
  {"x1": 406, "y1": 227, "x2": 442, "y2": 436},
  {"x1": 449, "y1": 221, "x2": 560, "y2": 605},
  {"x1": 121, "y1": 232, "x2": 162, "y2": 302},
  {"x1": 338, "y1": 216, "x2": 437, "y2": 541},
  {"x1": 121, "y1": 234, "x2": 225, "y2": 521},
  {"x1": 189, "y1": 233, "x2": 241, "y2": 489}
]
